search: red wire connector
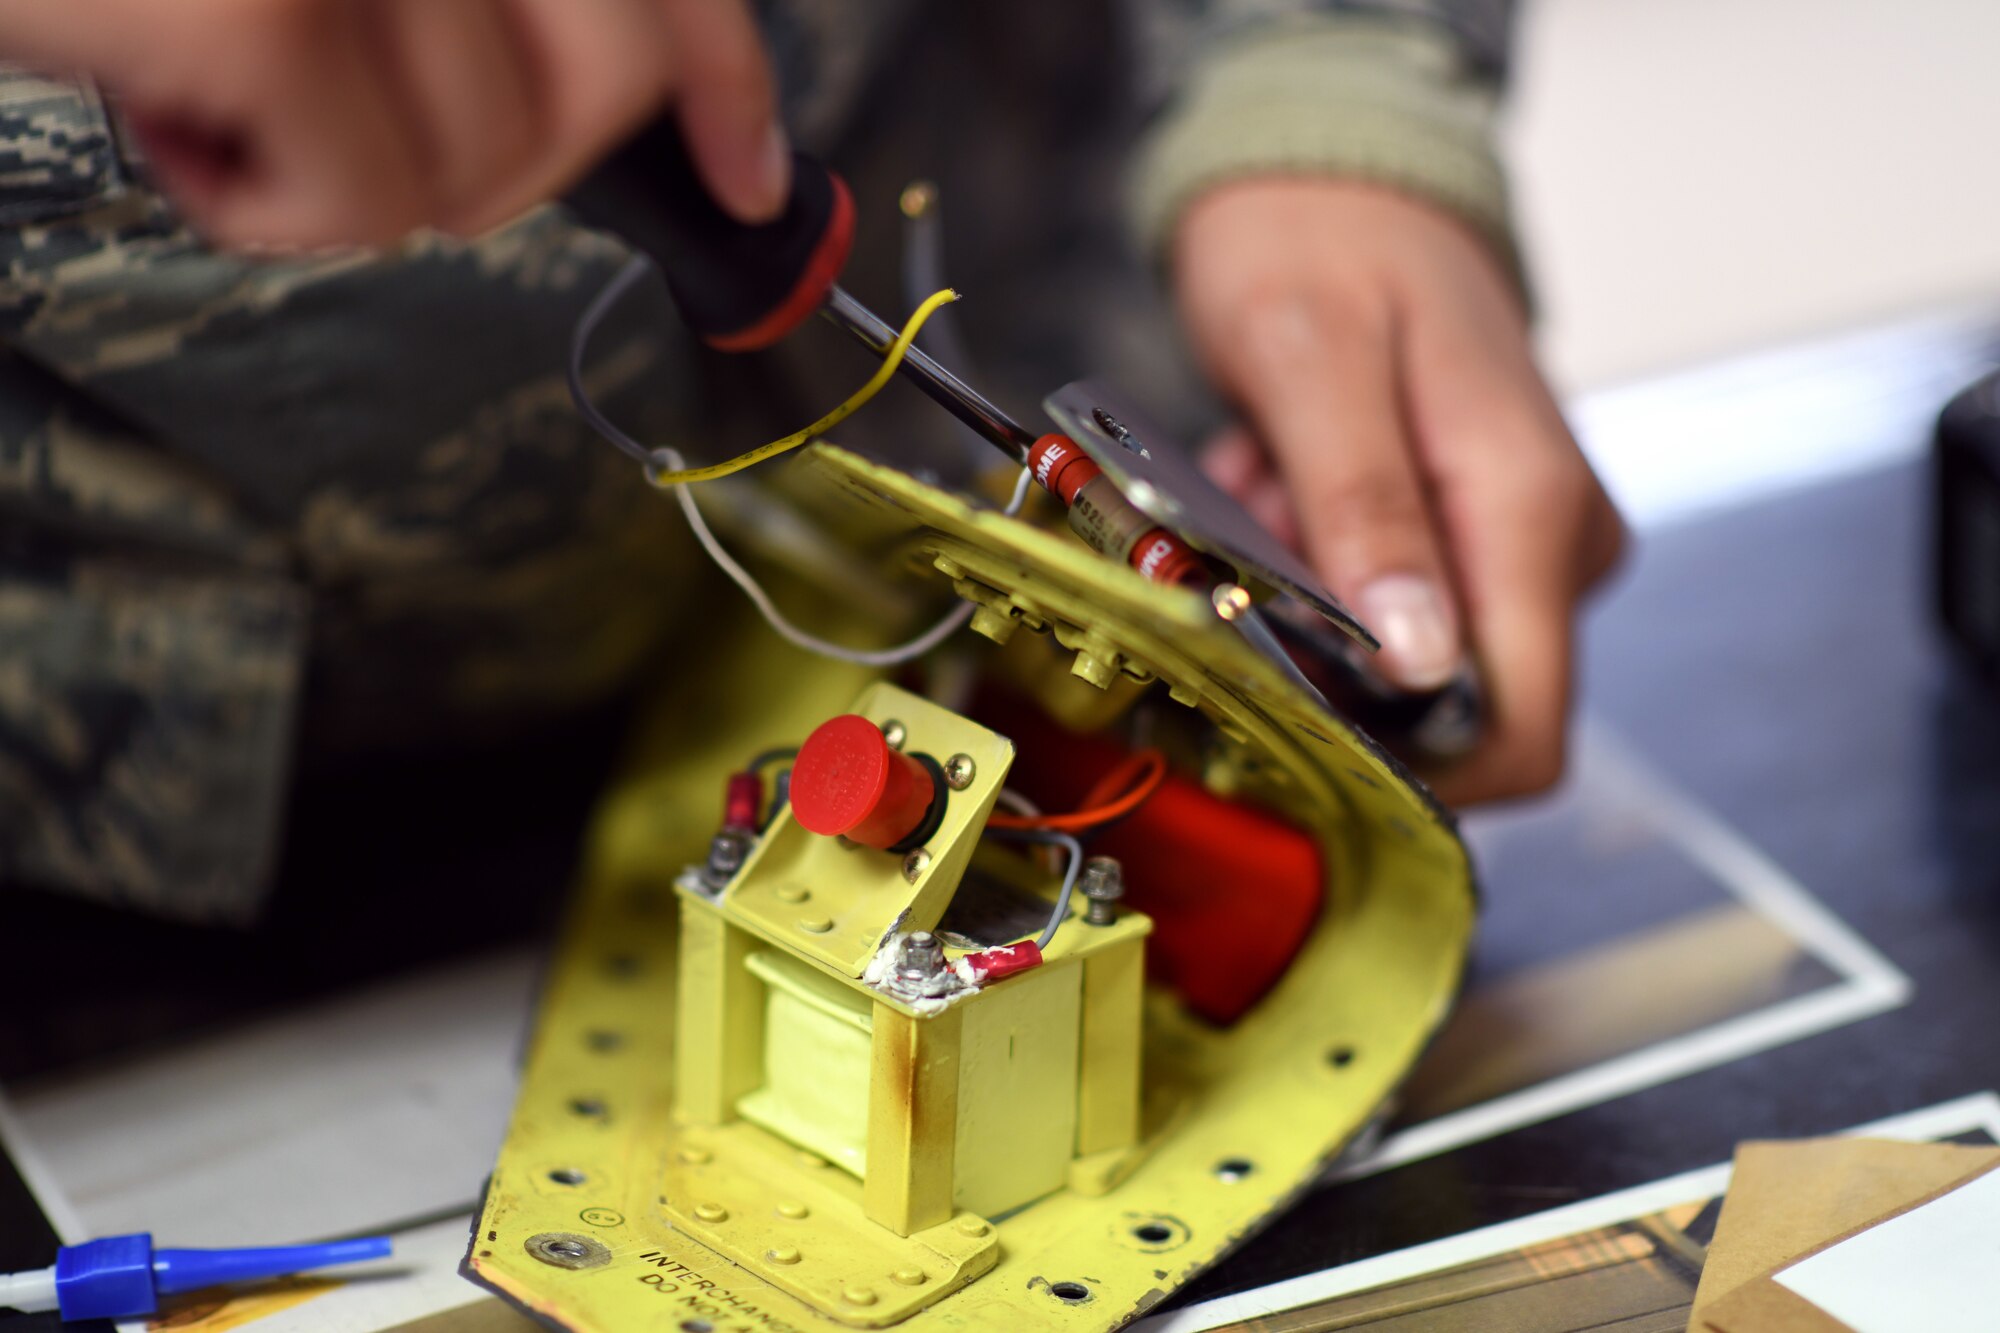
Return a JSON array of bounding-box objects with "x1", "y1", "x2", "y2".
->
[
  {"x1": 961, "y1": 940, "x2": 1043, "y2": 982},
  {"x1": 723, "y1": 772, "x2": 763, "y2": 833}
]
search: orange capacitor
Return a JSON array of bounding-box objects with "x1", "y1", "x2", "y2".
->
[{"x1": 790, "y1": 715, "x2": 940, "y2": 849}]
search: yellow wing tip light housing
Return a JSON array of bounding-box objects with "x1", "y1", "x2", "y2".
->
[{"x1": 467, "y1": 443, "x2": 1477, "y2": 1331}]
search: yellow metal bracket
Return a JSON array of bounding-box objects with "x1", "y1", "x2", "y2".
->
[{"x1": 723, "y1": 681, "x2": 1014, "y2": 977}]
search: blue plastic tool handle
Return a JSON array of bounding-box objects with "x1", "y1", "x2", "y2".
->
[
  {"x1": 50, "y1": 1233, "x2": 393, "y2": 1320},
  {"x1": 54, "y1": 1234, "x2": 155, "y2": 1321},
  {"x1": 152, "y1": 1237, "x2": 393, "y2": 1294}
]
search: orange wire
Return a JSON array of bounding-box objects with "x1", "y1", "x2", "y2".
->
[{"x1": 986, "y1": 748, "x2": 1169, "y2": 833}]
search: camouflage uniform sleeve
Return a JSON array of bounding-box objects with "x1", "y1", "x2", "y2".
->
[
  {"x1": 1125, "y1": 0, "x2": 1522, "y2": 283},
  {"x1": 0, "y1": 69, "x2": 701, "y2": 923},
  {"x1": 0, "y1": 70, "x2": 309, "y2": 922}
]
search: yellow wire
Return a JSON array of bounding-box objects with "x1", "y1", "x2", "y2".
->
[{"x1": 644, "y1": 287, "x2": 962, "y2": 488}]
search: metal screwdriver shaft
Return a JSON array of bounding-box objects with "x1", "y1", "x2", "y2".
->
[{"x1": 819, "y1": 285, "x2": 1036, "y2": 464}]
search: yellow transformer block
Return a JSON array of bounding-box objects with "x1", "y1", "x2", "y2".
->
[{"x1": 467, "y1": 443, "x2": 1478, "y2": 1332}]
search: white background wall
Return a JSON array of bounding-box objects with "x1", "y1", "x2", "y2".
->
[{"x1": 1507, "y1": 0, "x2": 2000, "y2": 393}]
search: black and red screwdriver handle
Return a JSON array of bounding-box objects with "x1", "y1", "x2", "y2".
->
[{"x1": 564, "y1": 117, "x2": 855, "y2": 352}]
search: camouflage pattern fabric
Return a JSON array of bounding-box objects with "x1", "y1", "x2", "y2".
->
[
  {"x1": 0, "y1": 0, "x2": 1511, "y2": 922},
  {"x1": 0, "y1": 75, "x2": 702, "y2": 920}
]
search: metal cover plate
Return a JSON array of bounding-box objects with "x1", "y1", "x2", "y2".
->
[{"x1": 1042, "y1": 378, "x2": 1378, "y2": 650}]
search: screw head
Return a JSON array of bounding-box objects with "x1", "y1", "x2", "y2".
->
[
  {"x1": 881, "y1": 719, "x2": 908, "y2": 751},
  {"x1": 955, "y1": 1217, "x2": 991, "y2": 1237},
  {"x1": 943, "y1": 754, "x2": 976, "y2": 790},
  {"x1": 902, "y1": 848, "x2": 931, "y2": 883}
]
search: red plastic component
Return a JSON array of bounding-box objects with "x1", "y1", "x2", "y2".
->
[
  {"x1": 982, "y1": 692, "x2": 1323, "y2": 1025},
  {"x1": 723, "y1": 772, "x2": 763, "y2": 832},
  {"x1": 1029, "y1": 433, "x2": 1102, "y2": 504},
  {"x1": 790, "y1": 714, "x2": 938, "y2": 849},
  {"x1": 1128, "y1": 528, "x2": 1209, "y2": 588},
  {"x1": 964, "y1": 941, "x2": 1043, "y2": 982}
]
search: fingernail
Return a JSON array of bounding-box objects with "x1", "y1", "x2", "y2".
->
[
  {"x1": 1357, "y1": 575, "x2": 1460, "y2": 691},
  {"x1": 737, "y1": 122, "x2": 790, "y2": 222}
]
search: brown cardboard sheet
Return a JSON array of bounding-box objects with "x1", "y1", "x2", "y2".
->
[{"x1": 1690, "y1": 1138, "x2": 2000, "y2": 1332}]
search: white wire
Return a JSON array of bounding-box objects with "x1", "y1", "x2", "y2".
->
[
  {"x1": 660, "y1": 445, "x2": 1029, "y2": 666},
  {"x1": 993, "y1": 788, "x2": 1043, "y2": 819},
  {"x1": 570, "y1": 254, "x2": 1032, "y2": 669}
]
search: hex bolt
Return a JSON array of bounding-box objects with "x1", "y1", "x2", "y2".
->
[
  {"x1": 897, "y1": 932, "x2": 946, "y2": 982},
  {"x1": 1081, "y1": 856, "x2": 1125, "y2": 926},
  {"x1": 704, "y1": 831, "x2": 748, "y2": 887},
  {"x1": 943, "y1": 754, "x2": 976, "y2": 790},
  {"x1": 881, "y1": 719, "x2": 908, "y2": 751}
]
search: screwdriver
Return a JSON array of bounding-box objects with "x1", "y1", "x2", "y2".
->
[
  {"x1": 566, "y1": 118, "x2": 1037, "y2": 464},
  {"x1": 564, "y1": 123, "x2": 1482, "y2": 763},
  {"x1": 565, "y1": 123, "x2": 1223, "y2": 598}
]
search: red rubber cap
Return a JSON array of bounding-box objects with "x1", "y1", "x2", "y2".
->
[{"x1": 790, "y1": 715, "x2": 937, "y2": 849}]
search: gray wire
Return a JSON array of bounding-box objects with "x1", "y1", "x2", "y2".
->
[
  {"x1": 985, "y1": 827, "x2": 1084, "y2": 950},
  {"x1": 569, "y1": 254, "x2": 1033, "y2": 669},
  {"x1": 568, "y1": 255, "x2": 656, "y2": 464}
]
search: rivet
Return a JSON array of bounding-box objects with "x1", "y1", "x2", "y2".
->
[
  {"x1": 799, "y1": 916, "x2": 833, "y2": 934},
  {"x1": 693, "y1": 1203, "x2": 729, "y2": 1223},
  {"x1": 881, "y1": 720, "x2": 907, "y2": 751},
  {"x1": 842, "y1": 1287, "x2": 878, "y2": 1307},
  {"x1": 767, "y1": 1246, "x2": 801, "y2": 1265},
  {"x1": 955, "y1": 1218, "x2": 990, "y2": 1238},
  {"x1": 796, "y1": 1152, "x2": 828, "y2": 1169},
  {"x1": 776, "y1": 885, "x2": 809, "y2": 904},
  {"x1": 776, "y1": 1200, "x2": 809, "y2": 1219},
  {"x1": 943, "y1": 754, "x2": 976, "y2": 790},
  {"x1": 893, "y1": 1266, "x2": 928, "y2": 1287},
  {"x1": 525, "y1": 1232, "x2": 611, "y2": 1270},
  {"x1": 679, "y1": 1146, "x2": 712, "y2": 1164},
  {"x1": 902, "y1": 849, "x2": 931, "y2": 883}
]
